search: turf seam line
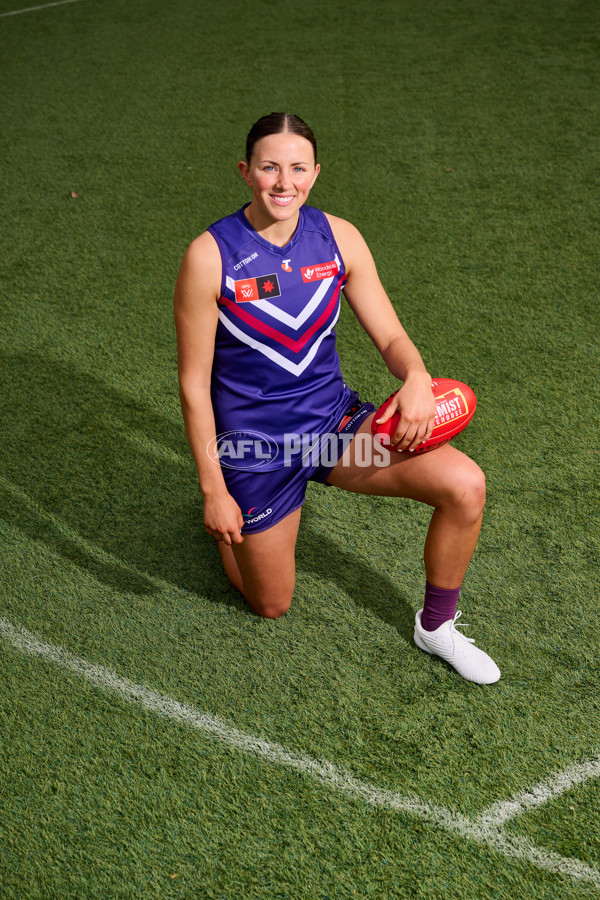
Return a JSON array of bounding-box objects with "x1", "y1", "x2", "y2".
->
[
  {"x1": 121, "y1": 428, "x2": 192, "y2": 467},
  {"x1": 0, "y1": 0, "x2": 83, "y2": 17},
  {"x1": 1, "y1": 615, "x2": 599, "y2": 889},
  {"x1": 1, "y1": 477, "x2": 168, "y2": 589}
]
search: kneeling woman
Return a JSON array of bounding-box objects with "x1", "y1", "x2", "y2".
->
[{"x1": 174, "y1": 112, "x2": 500, "y2": 685}]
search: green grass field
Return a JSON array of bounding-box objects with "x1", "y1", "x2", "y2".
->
[{"x1": 1, "y1": 0, "x2": 599, "y2": 896}]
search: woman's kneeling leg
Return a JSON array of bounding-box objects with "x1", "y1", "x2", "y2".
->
[{"x1": 218, "y1": 508, "x2": 302, "y2": 618}]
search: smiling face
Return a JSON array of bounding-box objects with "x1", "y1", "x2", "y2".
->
[{"x1": 239, "y1": 132, "x2": 320, "y2": 235}]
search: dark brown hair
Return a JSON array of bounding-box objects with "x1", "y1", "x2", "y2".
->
[{"x1": 245, "y1": 112, "x2": 318, "y2": 164}]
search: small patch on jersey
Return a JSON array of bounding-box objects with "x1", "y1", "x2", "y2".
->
[
  {"x1": 301, "y1": 261, "x2": 338, "y2": 283},
  {"x1": 281, "y1": 259, "x2": 292, "y2": 272},
  {"x1": 234, "y1": 273, "x2": 281, "y2": 303}
]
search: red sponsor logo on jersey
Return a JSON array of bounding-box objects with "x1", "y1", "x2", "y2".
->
[
  {"x1": 234, "y1": 273, "x2": 281, "y2": 303},
  {"x1": 301, "y1": 261, "x2": 338, "y2": 283}
]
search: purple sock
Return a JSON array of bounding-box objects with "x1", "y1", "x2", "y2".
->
[{"x1": 421, "y1": 581, "x2": 461, "y2": 632}]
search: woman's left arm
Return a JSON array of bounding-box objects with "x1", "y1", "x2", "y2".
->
[{"x1": 327, "y1": 213, "x2": 436, "y2": 451}]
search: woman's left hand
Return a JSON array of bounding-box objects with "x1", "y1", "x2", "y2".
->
[{"x1": 375, "y1": 373, "x2": 436, "y2": 452}]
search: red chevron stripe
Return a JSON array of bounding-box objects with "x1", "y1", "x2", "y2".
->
[{"x1": 219, "y1": 281, "x2": 341, "y2": 354}]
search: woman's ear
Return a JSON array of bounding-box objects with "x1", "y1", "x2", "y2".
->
[{"x1": 238, "y1": 160, "x2": 252, "y2": 186}]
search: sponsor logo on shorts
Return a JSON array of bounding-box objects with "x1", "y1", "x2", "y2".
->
[
  {"x1": 234, "y1": 273, "x2": 281, "y2": 303},
  {"x1": 243, "y1": 507, "x2": 273, "y2": 526},
  {"x1": 301, "y1": 261, "x2": 338, "y2": 283}
]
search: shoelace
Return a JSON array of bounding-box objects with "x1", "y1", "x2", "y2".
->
[{"x1": 449, "y1": 610, "x2": 475, "y2": 644}]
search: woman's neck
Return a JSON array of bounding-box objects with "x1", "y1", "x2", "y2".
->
[{"x1": 244, "y1": 204, "x2": 300, "y2": 248}]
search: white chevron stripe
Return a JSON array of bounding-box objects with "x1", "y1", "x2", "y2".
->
[
  {"x1": 225, "y1": 255, "x2": 341, "y2": 330},
  {"x1": 218, "y1": 305, "x2": 340, "y2": 377},
  {"x1": 225, "y1": 276, "x2": 332, "y2": 329}
]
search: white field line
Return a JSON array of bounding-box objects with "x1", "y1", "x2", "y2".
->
[
  {"x1": 0, "y1": 0, "x2": 83, "y2": 17},
  {"x1": 1, "y1": 615, "x2": 600, "y2": 889},
  {"x1": 477, "y1": 753, "x2": 600, "y2": 828}
]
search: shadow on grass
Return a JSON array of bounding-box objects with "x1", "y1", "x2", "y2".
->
[
  {"x1": 1, "y1": 350, "x2": 415, "y2": 637},
  {"x1": 298, "y1": 505, "x2": 417, "y2": 643}
]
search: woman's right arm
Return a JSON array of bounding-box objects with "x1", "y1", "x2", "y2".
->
[{"x1": 174, "y1": 232, "x2": 244, "y2": 545}]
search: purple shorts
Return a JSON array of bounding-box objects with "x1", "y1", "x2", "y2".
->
[{"x1": 222, "y1": 396, "x2": 376, "y2": 534}]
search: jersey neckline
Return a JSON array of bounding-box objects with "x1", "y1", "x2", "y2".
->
[{"x1": 237, "y1": 204, "x2": 305, "y2": 256}]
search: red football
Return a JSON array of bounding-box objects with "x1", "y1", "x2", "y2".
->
[{"x1": 371, "y1": 378, "x2": 477, "y2": 454}]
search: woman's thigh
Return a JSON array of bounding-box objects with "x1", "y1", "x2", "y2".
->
[
  {"x1": 219, "y1": 507, "x2": 302, "y2": 618},
  {"x1": 326, "y1": 412, "x2": 485, "y2": 508}
]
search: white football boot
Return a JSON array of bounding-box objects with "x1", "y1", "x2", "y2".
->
[{"x1": 414, "y1": 609, "x2": 500, "y2": 684}]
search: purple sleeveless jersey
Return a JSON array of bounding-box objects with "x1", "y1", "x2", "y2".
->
[{"x1": 208, "y1": 205, "x2": 355, "y2": 470}]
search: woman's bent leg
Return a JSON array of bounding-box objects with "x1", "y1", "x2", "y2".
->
[
  {"x1": 327, "y1": 417, "x2": 486, "y2": 588},
  {"x1": 218, "y1": 508, "x2": 302, "y2": 618},
  {"x1": 326, "y1": 416, "x2": 499, "y2": 683}
]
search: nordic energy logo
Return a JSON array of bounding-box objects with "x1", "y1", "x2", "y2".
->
[{"x1": 207, "y1": 430, "x2": 279, "y2": 470}]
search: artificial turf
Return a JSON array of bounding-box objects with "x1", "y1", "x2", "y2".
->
[{"x1": 1, "y1": 0, "x2": 599, "y2": 896}]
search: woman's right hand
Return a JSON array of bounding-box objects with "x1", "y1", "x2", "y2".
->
[{"x1": 203, "y1": 491, "x2": 245, "y2": 545}]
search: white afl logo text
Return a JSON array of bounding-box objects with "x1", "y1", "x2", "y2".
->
[{"x1": 207, "y1": 430, "x2": 278, "y2": 470}]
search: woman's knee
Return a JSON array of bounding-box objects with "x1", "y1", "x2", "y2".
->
[
  {"x1": 452, "y1": 460, "x2": 486, "y2": 517},
  {"x1": 247, "y1": 592, "x2": 293, "y2": 619},
  {"x1": 219, "y1": 549, "x2": 294, "y2": 617}
]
